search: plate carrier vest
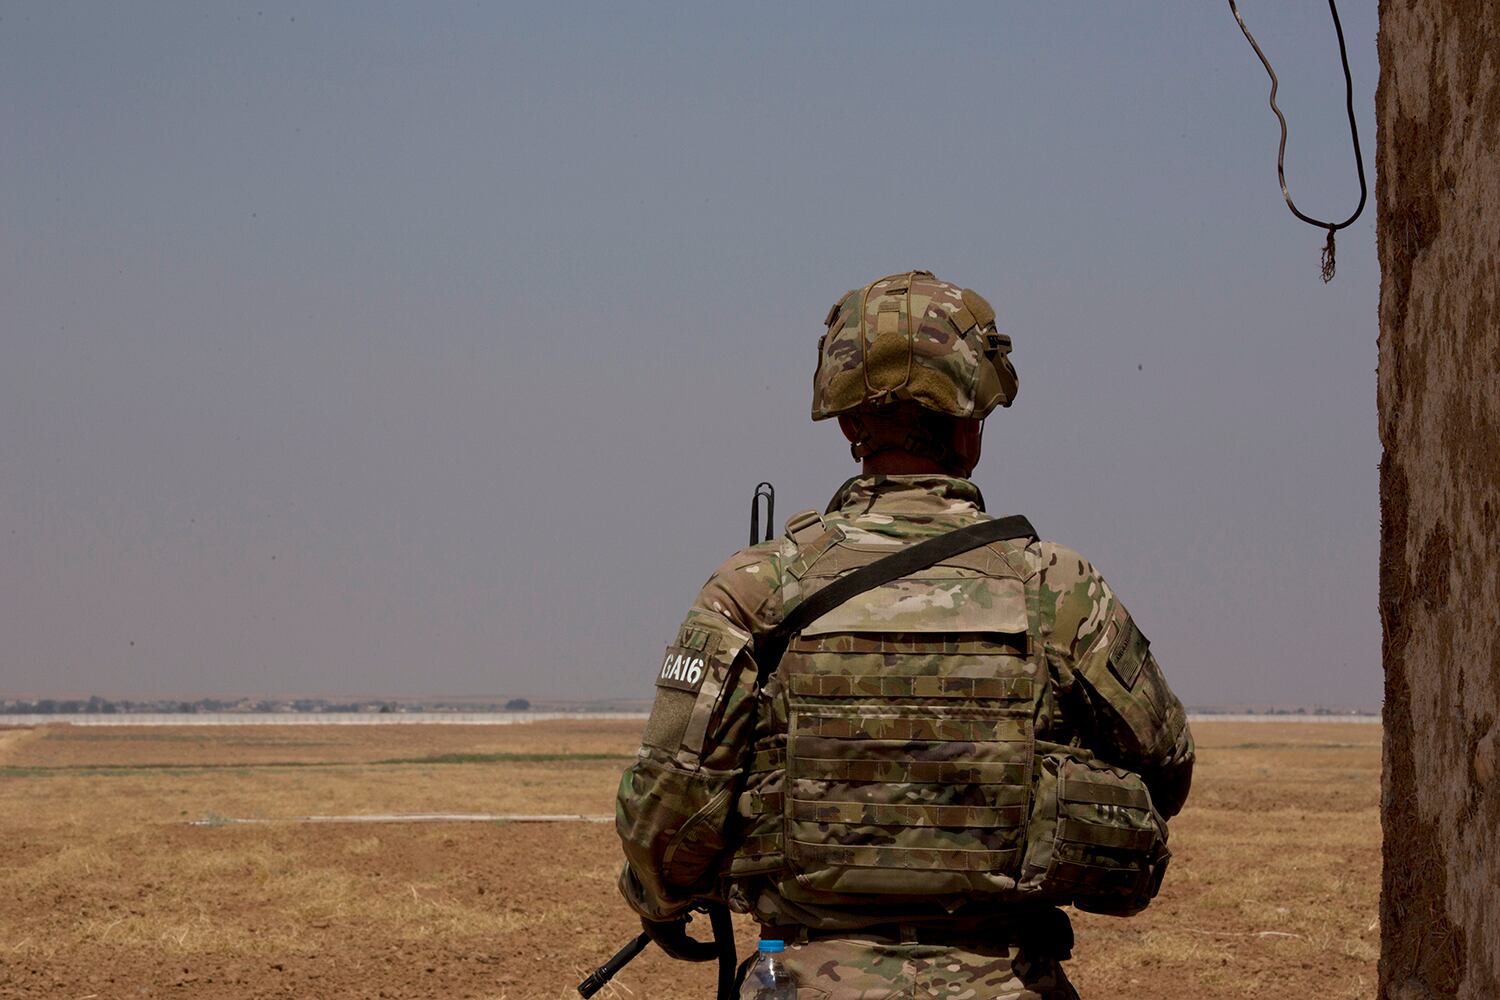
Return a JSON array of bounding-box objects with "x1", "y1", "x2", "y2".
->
[{"x1": 728, "y1": 510, "x2": 1170, "y2": 915}]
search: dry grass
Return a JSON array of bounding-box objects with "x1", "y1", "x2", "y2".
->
[
  {"x1": 0, "y1": 720, "x2": 636, "y2": 768},
  {"x1": 0, "y1": 719, "x2": 1379, "y2": 999},
  {"x1": 1064, "y1": 723, "x2": 1381, "y2": 1000}
]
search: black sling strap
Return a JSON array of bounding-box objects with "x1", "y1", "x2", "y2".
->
[{"x1": 755, "y1": 514, "x2": 1037, "y2": 687}]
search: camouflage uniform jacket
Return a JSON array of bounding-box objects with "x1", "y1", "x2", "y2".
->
[{"x1": 617, "y1": 474, "x2": 1194, "y2": 929}]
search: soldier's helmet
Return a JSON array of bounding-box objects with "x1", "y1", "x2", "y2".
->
[{"x1": 812, "y1": 269, "x2": 1018, "y2": 421}]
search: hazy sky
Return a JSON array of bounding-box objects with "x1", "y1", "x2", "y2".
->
[{"x1": 2, "y1": 2, "x2": 1380, "y2": 707}]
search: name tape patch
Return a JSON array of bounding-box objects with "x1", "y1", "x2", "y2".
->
[{"x1": 657, "y1": 645, "x2": 709, "y2": 693}]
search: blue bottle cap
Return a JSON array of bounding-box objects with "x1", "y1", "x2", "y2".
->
[{"x1": 759, "y1": 939, "x2": 785, "y2": 953}]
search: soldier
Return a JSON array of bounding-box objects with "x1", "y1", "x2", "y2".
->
[{"x1": 616, "y1": 269, "x2": 1195, "y2": 999}]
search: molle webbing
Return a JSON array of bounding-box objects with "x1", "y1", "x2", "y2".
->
[
  {"x1": 747, "y1": 514, "x2": 1044, "y2": 900},
  {"x1": 788, "y1": 674, "x2": 1032, "y2": 700},
  {"x1": 795, "y1": 713, "x2": 1020, "y2": 742},
  {"x1": 754, "y1": 514, "x2": 1037, "y2": 685},
  {"x1": 793, "y1": 844, "x2": 1022, "y2": 874},
  {"x1": 777, "y1": 631, "x2": 1040, "y2": 894},
  {"x1": 1022, "y1": 755, "x2": 1168, "y2": 906},
  {"x1": 731, "y1": 509, "x2": 1171, "y2": 915}
]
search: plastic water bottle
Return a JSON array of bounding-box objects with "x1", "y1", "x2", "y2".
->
[{"x1": 744, "y1": 939, "x2": 797, "y2": 999}]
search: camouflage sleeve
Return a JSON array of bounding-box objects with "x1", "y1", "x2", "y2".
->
[
  {"x1": 615, "y1": 542, "x2": 782, "y2": 921},
  {"x1": 1039, "y1": 543, "x2": 1195, "y2": 818}
]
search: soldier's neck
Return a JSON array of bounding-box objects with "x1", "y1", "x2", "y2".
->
[{"x1": 861, "y1": 452, "x2": 966, "y2": 477}]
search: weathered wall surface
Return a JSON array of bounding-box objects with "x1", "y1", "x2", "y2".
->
[{"x1": 1377, "y1": 2, "x2": 1500, "y2": 998}]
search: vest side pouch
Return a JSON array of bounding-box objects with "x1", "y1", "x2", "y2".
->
[
  {"x1": 728, "y1": 742, "x2": 785, "y2": 877},
  {"x1": 1019, "y1": 748, "x2": 1169, "y2": 916}
]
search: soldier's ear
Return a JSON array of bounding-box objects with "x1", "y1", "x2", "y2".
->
[{"x1": 837, "y1": 414, "x2": 862, "y2": 443}]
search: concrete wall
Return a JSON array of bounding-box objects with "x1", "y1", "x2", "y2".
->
[{"x1": 1377, "y1": 2, "x2": 1500, "y2": 997}]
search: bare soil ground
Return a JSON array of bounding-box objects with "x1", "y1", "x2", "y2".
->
[{"x1": 0, "y1": 720, "x2": 1378, "y2": 999}]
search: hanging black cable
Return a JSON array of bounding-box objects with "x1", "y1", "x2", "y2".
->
[{"x1": 1228, "y1": 0, "x2": 1367, "y2": 282}]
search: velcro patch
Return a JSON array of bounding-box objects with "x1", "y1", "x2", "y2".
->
[
  {"x1": 1108, "y1": 617, "x2": 1150, "y2": 690},
  {"x1": 656, "y1": 645, "x2": 710, "y2": 693}
]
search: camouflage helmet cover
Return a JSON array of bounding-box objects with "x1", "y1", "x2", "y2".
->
[{"x1": 812, "y1": 269, "x2": 1018, "y2": 421}]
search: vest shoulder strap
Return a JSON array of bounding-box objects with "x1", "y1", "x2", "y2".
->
[{"x1": 757, "y1": 514, "x2": 1037, "y2": 686}]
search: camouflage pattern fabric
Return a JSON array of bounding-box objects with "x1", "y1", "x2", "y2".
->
[
  {"x1": 1017, "y1": 749, "x2": 1169, "y2": 916},
  {"x1": 744, "y1": 935, "x2": 1080, "y2": 1000},
  {"x1": 750, "y1": 542, "x2": 1042, "y2": 904},
  {"x1": 616, "y1": 475, "x2": 1194, "y2": 940},
  {"x1": 813, "y1": 270, "x2": 1019, "y2": 421}
]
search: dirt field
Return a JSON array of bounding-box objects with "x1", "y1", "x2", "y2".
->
[{"x1": 0, "y1": 719, "x2": 1379, "y2": 999}]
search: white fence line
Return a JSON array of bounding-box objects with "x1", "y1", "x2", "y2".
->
[
  {"x1": 0, "y1": 711, "x2": 1378, "y2": 728},
  {"x1": 0, "y1": 711, "x2": 648, "y2": 727}
]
